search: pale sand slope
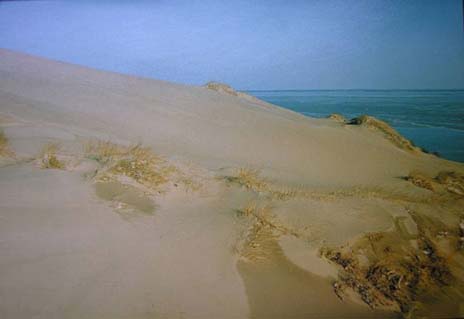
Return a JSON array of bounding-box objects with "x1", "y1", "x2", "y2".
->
[{"x1": 0, "y1": 48, "x2": 463, "y2": 319}]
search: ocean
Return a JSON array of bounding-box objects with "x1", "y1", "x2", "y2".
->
[{"x1": 247, "y1": 90, "x2": 464, "y2": 163}]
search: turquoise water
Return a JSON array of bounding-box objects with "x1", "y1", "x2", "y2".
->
[{"x1": 247, "y1": 90, "x2": 464, "y2": 163}]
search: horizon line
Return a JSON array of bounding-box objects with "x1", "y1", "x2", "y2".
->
[{"x1": 242, "y1": 88, "x2": 464, "y2": 92}]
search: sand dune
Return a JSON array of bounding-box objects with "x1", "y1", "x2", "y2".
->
[{"x1": 1, "y1": 49, "x2": 463, "y2": 318}]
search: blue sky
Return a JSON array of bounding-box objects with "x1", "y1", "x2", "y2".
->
[{"x1": 1, "y1": 0, "x2": 463, "y2": 89}]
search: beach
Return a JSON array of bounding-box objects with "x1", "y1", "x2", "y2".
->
[{"x1": 1, "y1": 49, "x2": 464, "y2": 318}]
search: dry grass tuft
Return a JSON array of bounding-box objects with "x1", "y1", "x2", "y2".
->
[
  {"x1": 40, "y1": 143, "x2": 65, "y2": 169},
  {"x1": 85, "y1": 140, "x2": 176, "y2": 191},
  {"x1": 237, "y1": 203, "x2": 301, "y2": 238},
  {"x1": 235, "y1": 203, "x2": 278, "y2": 263},
  {"x1": 225, "y1": 168, "x2": 432, "y2": 204},
  {"x1": 404, "y1": 170, "x2": 464, "y2": 197},
  {"x1": 84, "y1": 140, "x2": 128, "y2": 164},
  {"x1": 0, "y1": 129, "x2": 14, "y2": 157},
  {"x1": 235, "y1": 202, "x2": 305, "y2": 263},
  {"x1": 0, "y1": 130, "x2": 7, "y2": 152},
  {"x1": 435, "y1": 171, "x2": 464, "y2": 196},
  {"x1": 405, "y1": 171, "x2": 435, "y2": 191},
  {"x1": 240, "y1": 224, "x2": 278, "y2": 263},
  {"x1": 224, "y1": 169, "x2": 301, "y2": 200},
  {"x1": 226, "y1": 168, "x2": 268, "y2": 192}
]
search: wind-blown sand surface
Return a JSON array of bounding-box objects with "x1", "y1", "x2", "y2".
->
[{"x1": 1, "y1": 49, "x2": 463, "y2": 318}]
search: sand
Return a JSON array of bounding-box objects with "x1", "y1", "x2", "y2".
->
[{"x1": 1, "y1": 48, "x2": 463, "y2": 318}]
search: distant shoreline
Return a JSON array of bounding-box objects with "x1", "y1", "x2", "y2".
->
[{"x1": 245, "y1": 89, "x2": 464, "y2": 92}]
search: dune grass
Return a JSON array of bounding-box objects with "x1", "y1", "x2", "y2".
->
[
  {"x1": 40, "y1": 143, "x2": 64, "y2": 169},
  {"x1": 436, "y1": 171, "x2": 464, "y2": 196},
  {"x1": 234, "y1": 202, "x2": 305, "y2": 263},
  {"x1": 224, "y1": 168, "x2": 299, "y2": 200},
  {"x1": 237, "y1": 202, "x2": 300, "y2": 237},
  {"x1": 85, "y1": 140, "x2": 176, "y2": 190},
  {"x1": 405, "y1": 171, "x2": 435, "y2": 191},
  {"x1": 0, "y1": 129, "x2": 7, "y2": 150},
  {"x1": 405, "y1": 170, "x2": 464, "y2": 197},
  {"x1": 226, "y1": 168, "x2": 354, "y2": 200},
  {"x1": 0, "y1": 129, "x2": 14, "y2": 157},
  {"x1": 322, "y1": 209, "x2": 458, "y2": 315},
  {"x1": 84, "y1": 140, "x2": 129, "y2": 164},
  {"x1": 225, "y1": 168, "x2": 268, "y2": 192},
  {"x1": 225, "y1": 168, "x2": 428, "y2": 204},
  {"x1": 235, "y1": 203, "x2": 278, "y2": 263}
]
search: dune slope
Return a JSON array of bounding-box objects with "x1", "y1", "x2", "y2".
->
[{"x1": 1, "y1": 49, "x2": 463, "y2": 319}]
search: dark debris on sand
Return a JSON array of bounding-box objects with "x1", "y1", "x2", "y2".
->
[{"x1": 321, "y1": 210, "x2": 461, "y2": 316}]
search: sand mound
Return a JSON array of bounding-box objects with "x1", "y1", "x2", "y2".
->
[{"x1": 348, "y1": 115, "x2": 419, "y2": 153}]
